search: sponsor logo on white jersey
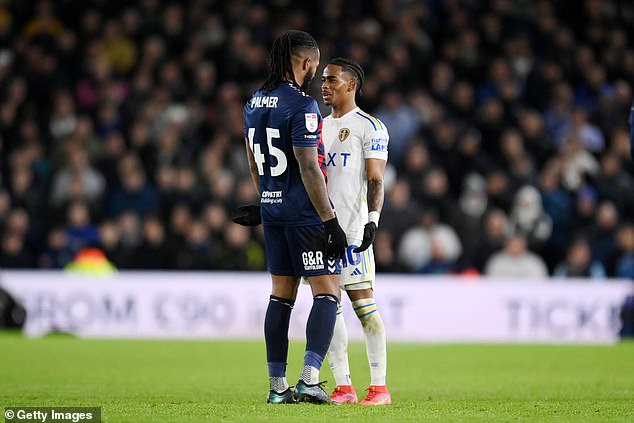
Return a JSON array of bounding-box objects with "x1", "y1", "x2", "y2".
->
[{"x1": 371, "y1": 134, "x2": 388, "y2": 151}]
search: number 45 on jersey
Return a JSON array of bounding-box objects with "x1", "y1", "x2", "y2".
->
[{"x1": 248, "y1": 127, "x2": 288, "y2": 176}]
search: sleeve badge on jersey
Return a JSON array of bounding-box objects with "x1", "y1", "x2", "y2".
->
[
  {"x1": 370, "y1": 134, "x2": 389, "y2": 151},
  {"x1": 305, "y1": 113, "x2": 318, "y2": 132},
  {"x1": 338, "y1": 128, "x2": 350, "y2": 142}
]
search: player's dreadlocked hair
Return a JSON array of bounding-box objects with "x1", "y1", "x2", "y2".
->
[
  {"x1": 261, "y1": 30, "x2": 319, "y2": 92},
  {"x1": 328, "y1": 57, "x2": 365, "y2": 97}
]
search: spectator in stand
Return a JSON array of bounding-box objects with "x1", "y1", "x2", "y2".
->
[
  {"x1": 50, "y1": 147, "x2": 105, "y2": 210},
  {"x1": 544, "y1": 82, "x2": 573, "y2": 150},
  {"x1": 419, "y1": 224, "x2": 462, "y2": 275},
  {"x1": 569, "y1": 107, "x2": 604, "y2": 153},
  {"x1": 559, "y1": 135, "x2": 600, "y2": 191},
  {"x1": 472, "y1": 208, "x2": 510, "y2": 273},
  {"x1": 0, "y1": 229, "x2": 32, "y2": 268},
  {"x1": 397, "y1": 226, "x2": 430, "y2": 273},
  {"x1": 4, "y1": 209, "x2": 32, "y2": 252},
  {"x1": 594, "y1": 153, "x2": 634, "y2": 216},
  {"x1": 215, "y1": 224, "x2": 264, "y2": 271},
  {"x1": 450, "y1": 173, "x2": 488, "y2": 269},
  {"x1": 49, "y1": 91, "x2": 77, "y2": 142},
  {"x1": 477, "y1": 98, "x2": 506, "y2": 156},
  {"x1": 588, "y1": 201, "x2": 620, "y2": 275},
  {"x1": 72, "y1": 116, "x2": 104, "y2": 164},
  {"x1": 175, "y1": 219, "x2": 215, "y2": 270},
  {"x1": 64, "y1": 200, "x2": 99, "y2": 255},
  {"x1": 198, "y1": 202, "x2": 226, "y2": 241},
  {"x1": 0, "y1": 189, "x2": 11, "y2": 235},
  {"x1": 508, "y1": 185, "x2": 553, "y2": 256},
  {"x1": 380, "y1": 178, "x2": 421, "y2": 246},
  {"x1": 107, "y1": 155, "x2": 160, "y2": 218},
  {"x1": 167, "y1": 203, "x2": 191, "y2": 250},
  {"x1": 419, "y1": 167, "x2": 453, "y2": 219},
  {"x1": 171, "y1": 165, "x2": 206, "y2": 213},
  {"x1": 97, "y1": 132, "x2": 127, "y2": 196},
  {"x1": 115, "y1": 211, "x2": 143, "y2": 266},
  {"x1": 553, "y1": 238, "x2": 606, "y2": 279},
  {"x1": 571, "y1": 185, "x2": 599, "y2": 239},
  {"x1": 609, "y1": 127, "x2": 633, "y2": 176},
  {"x1": 615, "y1": 223, "x2": 634, "y2": 279},
  {"x1": 453, "y1": 129, "x2": 491, "y2": 186},
  {"x1": 516, "y1": 109, "x2": 555, "y2": 166},
  {"x1": 8, "y1": 161, "x2": 47, "y2": 233},
  {"x1": 397, "y1": 208, "x2": 448, "y2": 273},
  {"x1": 498, "y1": 129, "x2": 533, "y2": 188},
  {"x1": 38, "y1": 227, "x2": 72, "y2": 269},
  {"x1": 374, "y1": 90, "x2": 420, "y2": 167},
  {"x1": 538, "y1": 164, "x2": 573, "y2": 270},
  {"x1": 485, "y1": 233, "x2": 548, "y2": 278},
  {"x1": 97, "y1": 220, "x2": 124, "y2": 268},
  {"x1": 128, "y1": 214, "x2": 174, "y2": 270},
  {"x1": 485, "y1": 169, "x2": 512, "y2": 213},
  {"x1": 400, "y1": 141, "x2": 430, "y2": 199},
  {"x1": 427, "y1": 118, "x2": 460, "y2": 190},
  {"x1": 374, "y1": 230, "x2": 402, "y2": 273},
  {"x1": 630, "y1": 92, "x2": 634, "y2": 161},
  {"x1": 14, "y1": 122, "x2": 52, "y2": 186}
]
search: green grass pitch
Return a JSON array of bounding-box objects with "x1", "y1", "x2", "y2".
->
[{"x1": 1, "y1": 332, "x2": 633, "y2": 422}]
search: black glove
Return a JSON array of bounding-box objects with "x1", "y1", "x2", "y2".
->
[
  {"x1": 231, "y1": 204, "x2": 261, "y2": 226},
  {"x1": 353, "y1": 222, "x2": 377, "y2": 253},
  {"x1": 323, "y1": 217, "x2": 348, "y2": 260}
]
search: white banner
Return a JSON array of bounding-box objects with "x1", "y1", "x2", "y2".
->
[{"x1": 1, "y1": 271, "x2": 632, "y2": 344}]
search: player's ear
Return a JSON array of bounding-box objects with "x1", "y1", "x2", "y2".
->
[
  {"x1": 348, "y1": 78, "x2": 356, "y2": 93},
  {"x1": 303, "y1": 56, "x2": 311, "y2": 71}
]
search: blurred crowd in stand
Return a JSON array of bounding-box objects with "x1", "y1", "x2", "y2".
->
[{"x1": 0, "y1": 0, "x2": 633, "y2": 278}]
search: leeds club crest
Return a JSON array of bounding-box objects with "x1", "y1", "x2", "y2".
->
[{"x1": 338, "y1": 128, "x2": 350, "y2": 142}]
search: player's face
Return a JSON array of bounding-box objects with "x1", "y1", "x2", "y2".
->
[
  {"x1": 301, "y1": 50, "x2": 320, "y2": 91},
  {"x1": 321, "y1": 64, "x2": 353, "y2": 107},
  {"x1": 302, "y1": 67, "x2": 315, "y2": 91}
]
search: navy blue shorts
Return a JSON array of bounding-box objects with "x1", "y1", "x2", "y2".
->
[{"x1": 264, "y1": 224, "x2": 342, "y2": 277}]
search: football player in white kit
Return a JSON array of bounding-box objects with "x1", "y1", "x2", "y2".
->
[{"x1": 320, "y1": 57, "x2": 391, "y2": 405}]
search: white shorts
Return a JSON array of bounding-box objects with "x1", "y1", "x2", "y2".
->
[
  {"x1": 301, "y1": 243, "x2": 376, "y2": 290},
  {"x1": 339, "y1": 243, "x2": 375, "y2": 291}
]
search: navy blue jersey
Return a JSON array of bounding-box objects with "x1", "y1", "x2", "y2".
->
[{"x1": 243, "y1": 82, "x2": 327, "y2": 226}]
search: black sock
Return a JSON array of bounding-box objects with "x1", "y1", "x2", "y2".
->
[
  {"x1": 304, "y1": 294, "x2": 339, "y2": 370},
  {"x1": 264, "y1": 295, "x2": 294, "y2": 377}
]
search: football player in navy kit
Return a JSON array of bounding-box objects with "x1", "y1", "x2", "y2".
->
[{"x1": 236, "y1": 30, "x2": 347, "y2": 404}]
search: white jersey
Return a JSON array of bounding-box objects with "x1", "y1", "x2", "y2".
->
[
  {"x1": 323, "y1": 106, "x2": 388, "y2": 281},
  {"x1": 323, "y1": 107, "x2": 389, "y2": 241}
]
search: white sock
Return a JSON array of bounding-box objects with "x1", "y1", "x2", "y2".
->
[
  {"x1": 269, "y1": 377, "x2": 289, "y2": 393},
  {"x1": 300, "y1": 365, "x2": 320, "y2": 385},
  {"x1": 327, "y1": 306, "x2": 352, "y2": 386},
  {"x1": 353, "y1": 297, "x2": 387, "y2": 386}
]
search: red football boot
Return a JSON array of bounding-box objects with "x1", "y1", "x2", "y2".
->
[
  {"x1": 330, "y1": 385, "x2": 358, "y2": 404},
  {"x1": 360, "y1": 385, "x2": 392, "y2": 405}
]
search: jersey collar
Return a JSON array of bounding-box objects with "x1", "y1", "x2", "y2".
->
[{"x1": 331, "y1": 107, "x2": 360, "y2": 121}]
